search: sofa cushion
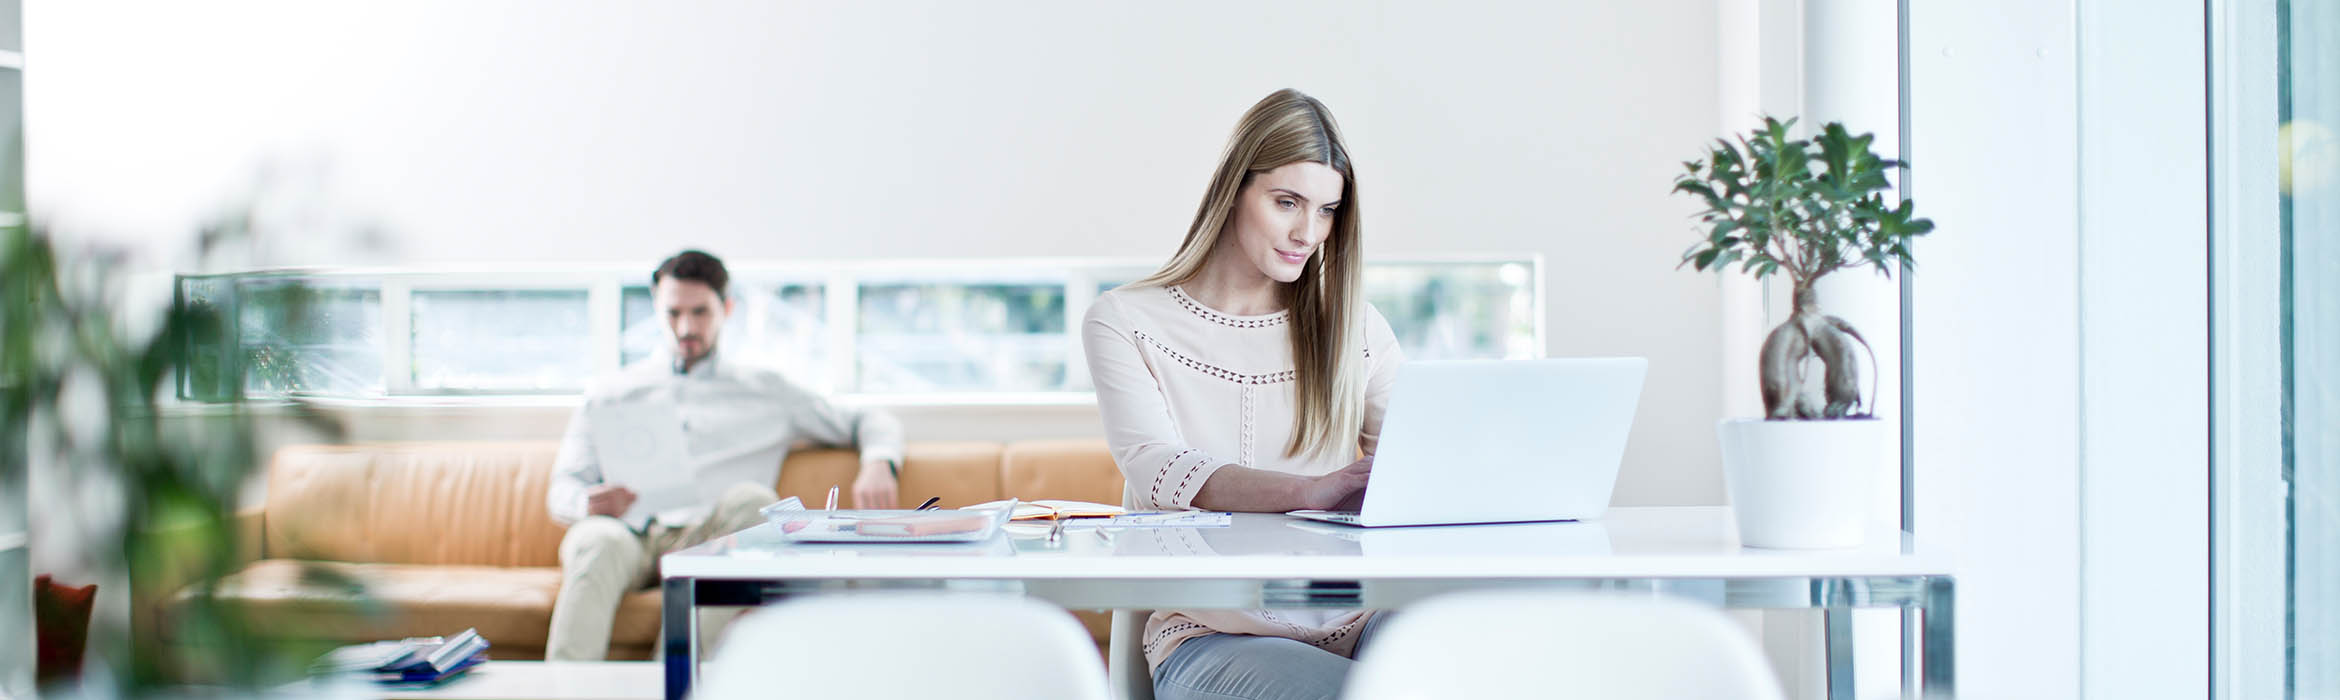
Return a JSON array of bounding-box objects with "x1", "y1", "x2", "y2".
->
[
  {"x1": 265, "y1": 442, "x2": 570, "y2": 568},
  {"x1": 1001, "y1": 438, "x2": 1124, "y2": 506},
  {"x1": 265, "y1": 441, "x2": 1009, "y2": 568},
  {"x1": 227, "y1": 439, "x2": 1112, "y2": 659},
  {"x1": 199, "y1": 559, "x2": 666, "y2": 651},
  {"x1": 203, "y1": 559, "x2": 558, "y2": 646}
]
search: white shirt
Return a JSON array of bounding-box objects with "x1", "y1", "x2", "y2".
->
[{"x1": 547, "y1": 349, "x2": 905, "y2": 528}]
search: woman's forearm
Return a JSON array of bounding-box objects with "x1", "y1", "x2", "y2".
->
[{"x1": 1190, "y1": 464, "x2": 1311, "y2": 512}]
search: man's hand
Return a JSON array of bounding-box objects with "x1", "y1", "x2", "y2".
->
[
  {"x1": 585, "y1": 484, "x2": 638, "y2": 518},
  {"x1": 852, "y1": 459, "x2": 899, "y2": 509}
]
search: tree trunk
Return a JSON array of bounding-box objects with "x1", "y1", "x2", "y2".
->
[{"x1": 1756, "y1": 285, "x2": 1877, "y2": 419}]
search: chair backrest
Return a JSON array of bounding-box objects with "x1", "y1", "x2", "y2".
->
[
  {"x1": 1344, "y1": 591, "x2": 1785, "y2": 700},
  {"x1": 1107, "y1": 609, "x2": 1156, "y2": 700},
  {"x1": 698, "y1": 594, "x2": 1109, "y2": 700}
]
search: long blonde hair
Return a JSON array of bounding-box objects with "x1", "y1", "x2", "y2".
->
[{"x1": 1136, "y1": 88, "x2": 1365, "y2": 461}]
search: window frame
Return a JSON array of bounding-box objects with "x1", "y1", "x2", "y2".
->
[
  {"x1": 173, "y1": 255, "x2": 1547, "y2": 406},
  {"x1": 2210, "y1": 0, "x2": 2291, "y2": 696}
]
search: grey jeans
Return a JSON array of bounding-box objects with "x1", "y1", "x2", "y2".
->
[{"x1": 1152, "y1": 614, "x2": 1394, "y2": 700}]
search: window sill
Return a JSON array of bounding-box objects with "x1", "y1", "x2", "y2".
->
[{"x1": 160, "y1": 392, "x2": 1101, "y2": 416}]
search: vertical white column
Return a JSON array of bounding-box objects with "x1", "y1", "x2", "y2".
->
[
  {"x1": 2077, "y1": 0, "x2": 2212, "y2": 697},
  {"x1": 2209, "y1": 4, "x2": 2288, "y2": 696},
  {"x1": 588, "y1": 277, "x2": 623, "y2": 377},
  {"x1": 0, "y1": 0, "x2": 30, "y2": 691},
  {"x1": 1908, "y1": 0, "x2": 2084, "y2": 696},
  {"x1": 1803, "y1": 0, "x2": 1905, "y2": 549},
  {"x1": 1, "y1": 431, "x2": 27, "y2": 700},
  {"x1": 1716, "y1": 0, "x2": 1788, "y2": 423},
  {"x1": 1802, "y1": 4, "x2": 1907, "y2": 699},
  {"x1": 1721, "y1": 3, "x2": 1840, "y2": 699}
]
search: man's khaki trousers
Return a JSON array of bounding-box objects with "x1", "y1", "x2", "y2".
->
[{"x1": 546, "y1": 483, "x2": 776, "y2": 661}]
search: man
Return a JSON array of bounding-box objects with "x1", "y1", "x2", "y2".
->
[{"x1": 544, "y1": 249, "x2": 904, "y2": 661}]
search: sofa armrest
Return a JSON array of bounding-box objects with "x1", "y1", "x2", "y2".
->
[
  {"x1": 234, "y1": 505, "x2": 266, "y2": 566},
  {"x1": 130, "y1": 504, "x2": 269, "y2": 666}
]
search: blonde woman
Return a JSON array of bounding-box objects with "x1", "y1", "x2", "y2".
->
[{"x1": 1082, "y1": 89, "x2": 1404, "y2": 700}]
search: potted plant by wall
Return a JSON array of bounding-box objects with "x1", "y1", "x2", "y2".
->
[{"x1": 1672, "y1": 116, "x2": 1934, "y2": 549}]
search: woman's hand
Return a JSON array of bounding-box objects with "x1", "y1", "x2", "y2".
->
[{"x1": 1297, "y1": 455, "x2": 1372, "y2": 511}]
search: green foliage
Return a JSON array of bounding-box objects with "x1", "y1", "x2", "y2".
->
[
  {"x1": 1672, "y1": 117, "x2": 1936, "y2": 287},
  {"x1": 2, "y1": 221, "x2": 359, "y2": 694}
]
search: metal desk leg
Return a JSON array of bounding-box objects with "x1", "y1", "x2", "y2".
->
[
  {"x1": 1903, "y1": 604, "x2": 1922, "y2": 699},
  {"x1": 1826, "y1": 598, "x2": 1856, "y2": 700},
  {"x1": 664, "y1": 576, "x2": 699, "y2": 700},
  {"x1": 1922, "y1": 576, "x2": 1955, "y2": 699}
]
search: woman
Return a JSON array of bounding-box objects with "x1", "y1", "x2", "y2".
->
[{"x1": 1082, "y1": 88, "x2": 1404, "y2": 700}]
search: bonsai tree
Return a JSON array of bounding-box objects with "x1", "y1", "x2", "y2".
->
[{"x1": 1673, "y1": 116, "x2": 1935, "y2": 420}]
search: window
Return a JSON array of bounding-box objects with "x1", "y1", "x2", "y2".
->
[
  {"x1": 858, "y1": 282, "x2": 1067, "y2": 393},
  {"x1": 242, "y1": 281, "x2": 384, "y2": 396},
  {"x1": 411, "y1": 290, "x2": 591, "y2": 393},
  {"x1": 174, "y1": 257, "x2": 1543, "y2": 401},
  {"x1": 2276, "y1": 1, "x2": 2338, "y2": 691},
  {"x1": 1366, "y1": 261, "x2": 1539, "y2": 360},
  {"x1": 178, "y1": 275, "x2": 384, "y2": 399},
  {"x1": 2215, "y1": 0, "x2": 2337, "y2": 694}
]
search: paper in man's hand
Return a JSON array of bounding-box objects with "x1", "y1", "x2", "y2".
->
[{"x1": 586, "y1": 399, "x2": 695, "y2": 531}]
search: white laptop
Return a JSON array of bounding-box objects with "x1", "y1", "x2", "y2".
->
[{"x1": 1287, "y1": 358, "x2": 1647, "y2": 527}]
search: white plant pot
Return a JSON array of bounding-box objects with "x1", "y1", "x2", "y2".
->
[{"x1": 1717, "y1": 417, "x2": 1887, "y2": 549}]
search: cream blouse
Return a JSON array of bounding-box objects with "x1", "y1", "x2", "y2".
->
[{"x1": 1080, "y1": 283, "x2": 1403, "y2": 671}]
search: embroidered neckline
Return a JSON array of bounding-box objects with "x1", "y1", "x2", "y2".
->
[
  {"x1": 1133, "y1": 331, "x2": 1298, "y2": 385},
  {"x1": 1168, "y1": 286, "x2": 1289, "y2": 328}
]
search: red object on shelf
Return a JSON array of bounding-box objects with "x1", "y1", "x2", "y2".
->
[{"x1": 33, "y1": 574, "x2": 96, "y2": 684}]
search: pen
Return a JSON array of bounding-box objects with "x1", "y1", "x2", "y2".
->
[
  {"x1": 825, "y1": 485, "x2": 839, "y2": 512},
  {"x1": 913, "y1": 496, "x2": 941, "y2": 511}
]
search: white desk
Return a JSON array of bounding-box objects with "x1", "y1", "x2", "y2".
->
[
  {"x1": 660, "y1": 506, "x2": 1953, "y2": 699},
  {"x1": 298, "y1": 661, "x2": 660, "y2": 700}
]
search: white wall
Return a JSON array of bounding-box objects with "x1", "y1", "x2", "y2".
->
[{"x1": 26, "y1": 1, "x2": 1728, "y2": 506}]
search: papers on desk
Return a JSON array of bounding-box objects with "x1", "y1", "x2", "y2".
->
[
  {"x1": 763, "y1": 504, "x2": 1015, "y2": 544},
  {"x1": 586, "y1": 399, "x2": 696, "y2": 531},
  {"x1": 1096, "y1": 511, "x2": 1231, "y2": 527},
  {"x1": 960, "y1": 499, "x2": 1230, "y2": 528},
  {"x1": 1004, "y1": 512, "x2": 1232, "y2": 537}
]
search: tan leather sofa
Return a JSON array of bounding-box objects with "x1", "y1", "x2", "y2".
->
[{"x1": 168, "y1": 439, "x2": 1125, "y2": 660}]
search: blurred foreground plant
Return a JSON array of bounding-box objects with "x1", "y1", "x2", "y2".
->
[{"x1": 2, "y1": 214, "x2": 364, "y2": 696}]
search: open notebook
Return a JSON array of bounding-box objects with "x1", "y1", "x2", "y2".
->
[{"x1": 965, "y1": 499, "x2": 1126, "y2": 521}]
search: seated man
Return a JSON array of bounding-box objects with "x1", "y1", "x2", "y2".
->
[{"x1": 544, "y1": 249, "x2": 904, "y2": 661}]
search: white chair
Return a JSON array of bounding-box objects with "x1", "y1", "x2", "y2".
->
[
  {"x1": 696, "y1": 594, "x2": 1109, "y2": 700},
  {"x1": 1108, "y1": 609, "x2": 1157, "y2": 700},
  {"x1": 1344, "y1": 591, "x2": 1786, "y2": 700}
]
